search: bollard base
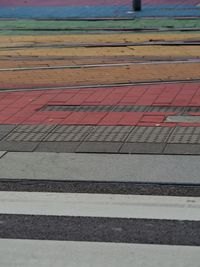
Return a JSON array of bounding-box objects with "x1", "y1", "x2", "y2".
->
[{"x1": 133, "y1": 0, "x2": 142, "y2": 11}]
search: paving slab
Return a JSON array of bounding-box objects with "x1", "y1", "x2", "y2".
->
[
  {"x1": 120, "y1": 143, "x2": 165, "y2": 154},
  {"x1": 0, "y1": 151, "x2": 6, "y2": 158},
  {"x1": 1, "y1": 124, "x2": 200, "y2": 155},
  {"x1": 36, "y1": 142, "x2": 81, "y2": 153},
  {"x1": 164, "y1": 144, "x2": 200, "y2": 155},
  {"x1": 76, "y1": 142, "x2": 122, "y2": 153},
  {"x1": 166, "y1": 115, "x2": 200, "y2": 123},
  {"x1": 1, "y1": 240, "x2": 200, "y2": 267},
  {"x1": 0, "y1": 141, "x2": 39, "y2": 152},
  {"x1": 0, "y1": 152, "x2": 200, "y2": 184}
]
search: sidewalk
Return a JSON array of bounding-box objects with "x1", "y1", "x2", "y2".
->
[
  {"x1": 0, "y1": 5, "x2": 199, "y2": 179},
  {"x1": 0, "y1": 17, "x2": 199, "y2": 156},
  {"x1": 0, "y1": 82, "x2": 200, "y2": 155}
]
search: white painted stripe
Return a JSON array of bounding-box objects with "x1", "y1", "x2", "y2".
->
[
  {"x1": 0, "y1": 239, "x2": 200, "y2": 267},
  {"x1": 0, "y1": 191, "x2": 199, "y2": 221}
]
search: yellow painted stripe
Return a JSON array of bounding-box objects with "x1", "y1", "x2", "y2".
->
[
  {"x1": 0, "y1": 33, "x2": 199, "y2": 45},
  {"x1": 0, "y1": 62, "x2": 199, "y2": 88}
]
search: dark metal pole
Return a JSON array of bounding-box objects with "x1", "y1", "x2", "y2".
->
[{"x1": 133, "y1": 0, "x2": 141, "y2": 11}]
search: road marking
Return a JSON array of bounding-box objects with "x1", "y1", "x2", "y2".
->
[{"x1": 0, "y1": 191, "x2": 199, "y2": 221}]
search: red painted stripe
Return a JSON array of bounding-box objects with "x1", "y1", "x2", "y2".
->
[{"x1": 0, "y1": 83, "x2": 200, "y2": 126}]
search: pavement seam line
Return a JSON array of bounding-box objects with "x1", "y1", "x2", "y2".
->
[
  {"x1": 0, "y1": 151, "x2": 8, "y2": 159},
  {"x1": 1, "y1": 79, "x2": 200, "y2": 93}
]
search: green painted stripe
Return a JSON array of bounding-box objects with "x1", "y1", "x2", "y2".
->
[
  {"x1": 0, "y1": 30, "x2": 132, "y2": 35},
  {"x1": 0, "y1": 30, "x2": 199, "y2": 36},
  {"x1": 0, "y1": 19, "x2": 200, "y2": 29}
]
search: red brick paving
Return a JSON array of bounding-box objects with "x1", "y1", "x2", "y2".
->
[{"x1": 0, "y1": 82, "x2": 200, "y2": 127}]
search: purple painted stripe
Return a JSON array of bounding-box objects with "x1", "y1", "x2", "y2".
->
[
  {"x1": 144, "y1": 0, "x2": 199, "y2": 4},
  {"x1": 0, "y1": 0, "x2": 199, "y2": 7}
]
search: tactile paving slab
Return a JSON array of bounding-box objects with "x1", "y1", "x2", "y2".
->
[
  {"x1": 168, "y1": 127, "x2": 200, "y2": 144},
  {"x1": 5, "y1": 132, "x2": 48, "y2": 142},
  {"x1": 40, "y1": 105, "x2": 200, "y2": 113},
  {"x1": 0, "y1": 125, "x2": 17, "y2": 141},
  {"x1": 53, "y1": 125, "x2": 93, "y2": 133},
  {"x1": 2, "y1": 124, "x2": 56, "y2": 142},
  {"x1": 44, "y1": 132, "x2": 90, "y2": 142},
  {"x1": 113, "y1": 106, "x2": 148, "y2": 112},
  {"x1": 13, "y1": 124, "x2": 56, "y2": 133},
  {"x1": 1, "y1": 124, "x2": 200, "y2": 154},
  {"x1": 148, "y1": 106, "x2": 185, "y2": 112},
  {"x1": 85, "y1": 126, "x2": 133, "y2": 142},
  {"x1": 173, "y1": 127, "x2": 200, "y2": 135},
  {"x1": 44, "y1": 125, "x2": 93, "y2": 142},
  {"x1": 126, "y1": 126, "x2": 173, "y2": 143}
]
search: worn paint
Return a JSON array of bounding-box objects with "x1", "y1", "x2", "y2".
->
[
  {"x1": 0, "y1": 62, "x2": 199, "y2": 90},
  {"x1": 0, "y1": 33, "x2": 199, "y2": 44}
]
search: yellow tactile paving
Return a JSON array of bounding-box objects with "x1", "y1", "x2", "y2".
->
[
  {"x1": 0, "y1": 62, "x2": 199, "y2": 88},
  {"x1": 0, "y1": 46, "x2": 199, "y2": 58},
  {"x1": 0, "y1": 33, "x2": 199, "y2": 46}
]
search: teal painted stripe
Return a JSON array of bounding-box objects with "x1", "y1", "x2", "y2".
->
[{"x1": 0, "y1": 6, "x2": 199, "y2": 19}]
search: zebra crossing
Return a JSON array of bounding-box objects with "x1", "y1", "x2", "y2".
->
[
  {"x1": 0, "y1": 152, "x2": 200, "y2": 266},
  {"x1": 0, "y1": 180, "x2": 200, "y2": 267}
]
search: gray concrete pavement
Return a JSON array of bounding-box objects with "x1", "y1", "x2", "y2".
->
[
  {"x1": 1, "y1": 239, "x2": 200, "y2": 267},
  {"x1": 0, "y1": 151, "x2": 6, "y2": 158},
  {"x1": 0, "y1": 152, "x2": 199, "y2": 184}
]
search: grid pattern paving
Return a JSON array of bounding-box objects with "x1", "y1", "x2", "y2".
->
[
  {"x1": 44, "y1": 125, "x2": 93, "y2": 142},
  {"x1": 6, "y1": 131, "x2": 48, "y2": 142},
  {"x1": 1, "y1": 124, "x2": 200, "y2": 154},
  {"x1": 126, "y1": 126, "x2": 173, "y2": 143},
  {"x1": 41, "y1": 105, "x2": 200, "y2": 113},
  {"x1": 3, "y1": 124, "x2": 56, "y2": 142},
  {"x1": 168, "y1": 127, "x2": 200, "y2": 144},
  {"x1": 2, "y1": 124, "x2": 200, "y2": 145},
  {"x1": 85, "y1": 126, "x2": 133, "y2": 142}
]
